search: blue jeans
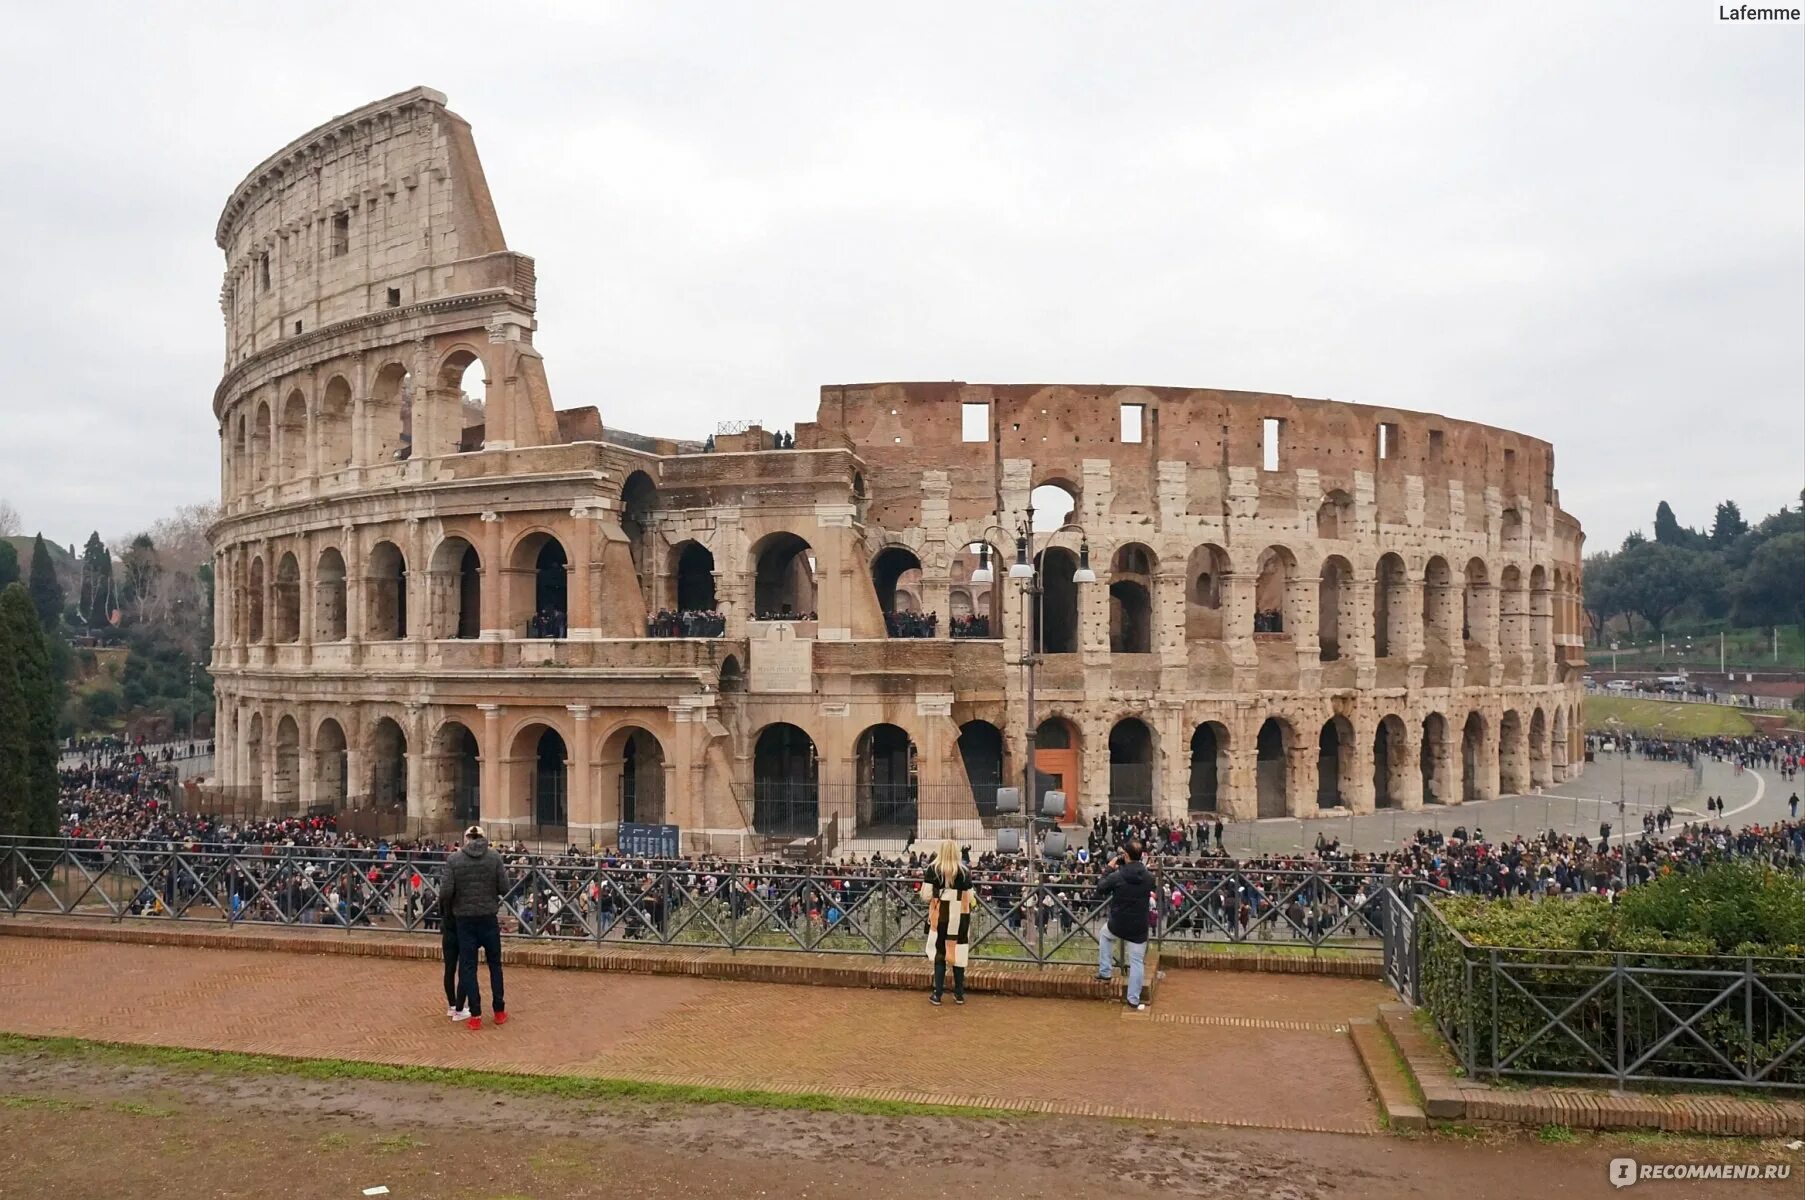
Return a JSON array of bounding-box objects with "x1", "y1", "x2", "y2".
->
[
  {"x1": 1098, "y1": 926, "x2": 1147, "y2": 1004},
  {"x1": 454, "y1": 915, "x2": 505, "y2": 1017}
]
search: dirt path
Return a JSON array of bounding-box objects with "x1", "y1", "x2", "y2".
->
[{"x1": 2, "y1": 1050, "x2": 1798, "y2": 1200}]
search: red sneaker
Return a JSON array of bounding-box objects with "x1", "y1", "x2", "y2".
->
[
  {"x1": 466, "y1": 1016, "x2": 483, "y2": 1030},
  {"x1": 493, "y1": 1011, "x2": 508, "y2": 1025}
]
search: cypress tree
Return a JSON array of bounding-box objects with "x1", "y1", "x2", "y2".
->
[
  {"x1": 27, "y1": 533, "x2": 63, "y2": 632},
  {"x1": 79, "y1": 532, "x2": 113, "y2": 629},
  {"x1": 0, "y1": 586, "x2": 33, "y2": 839},
  {"x1": 0, "y1": 585, "x2": 57, "y2": 838},
  {"x1": 0, "y1": 540, "x2": 17, "y2": 589}
]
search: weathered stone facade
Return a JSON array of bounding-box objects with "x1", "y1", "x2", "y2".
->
[{"x1": 209, "y1": 90, "x2": 1586, "y2": 847}]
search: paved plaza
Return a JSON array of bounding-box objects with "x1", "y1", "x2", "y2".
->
[{"x1": 0, "y1": 935, "x2": 1390, "y2": 1134}]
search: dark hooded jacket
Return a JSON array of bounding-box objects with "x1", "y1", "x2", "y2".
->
[
  {"x1": 1096, "y1": 859, "x2": 1154, "y2": 943},
  {"x1": 440, "y1": 837, "x2": 509, "y2": 920}
]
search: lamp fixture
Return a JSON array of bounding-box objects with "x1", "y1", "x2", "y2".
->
[{"x1": 1071, "y1": 538, "x2": 1097, "y2": 584}]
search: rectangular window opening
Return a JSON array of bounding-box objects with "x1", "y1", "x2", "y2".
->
[
  {"x1": 1261, "y1": 417, "x2": 1283, "y2": 471},
  {"x1": 1429, "y1": 429, "x2": 1445, "y2": 461},
  {"x1": 1378, "y1": 422, "x2": 1400, "y2": 460},
  {"x1": 1504, "y1": 448, "x2": 1517, "y2": 477},
  {"x1": 258, "y1": 253, "x2": 270, "y2": 292},
  {"x1": 331, "y1": 212, "x2": 350, "y2": 258},
  {"x1": 1120, "y1": 403, "x2": 1144, "y2": 444},
  {"x1": 386, "y1": 287, "x2": 401, "y2": 308},
  {"x1": 960, "y1": 402, "x2": 990, "y2": 443},
  {"x1": 293, "y1": 320, "x2": 303, "y2": 336}
]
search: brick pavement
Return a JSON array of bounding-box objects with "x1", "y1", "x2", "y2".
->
[{"x1": 0, "y1": 937, "x2": 1388, "y2": 1133}]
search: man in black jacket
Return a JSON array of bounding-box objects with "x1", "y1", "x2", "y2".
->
[
  {"x1": 440, "y1": 825, "x2": 510, "y2": 1029},
  {"x1": 1095, "y1": 839, "x2": 1154, "y2": 1011}
]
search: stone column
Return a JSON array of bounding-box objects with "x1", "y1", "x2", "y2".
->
[
  {"x1": 1344, "y1": 727, "x2": 1376, "y2": 814},
  {"x1": 567, "y1": 705, "x2": 595, "y2": 843},
  {"x1": 403, "y1": 704, "x2": 427, "y2": 821},
  {"x1": 478, "y1": 704, "x2": 505, "y2": 832},
  {"x1": 1350, "y1": 567, "x2": 1377, "y2": 688},
  {"x1": 1288, "y1": 574, "x2": 1320, "y2": 683}
]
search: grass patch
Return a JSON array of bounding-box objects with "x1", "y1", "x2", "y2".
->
[
  {"x1": 373, "y1": 1132, "x2": 424, "y2": 1153},
  {"x1": 112, "y1": 1100, "x2": 176, "y2": 1118},
  {"x1": 1537, "y1": 1123, "x2": 1576, "y2": 1143},
  {"x1": 0, "y1": 1032, "x2": 1016, "y2": 1121},
  {"x1": 317, "y1": 1132, "x2": 353, "y2": 1151},
  {"x1": 0, "y1": 1095, "x2": 88, "y2": 1113},
  {"x1": 1584, "y1": 694, "x2": 1754, "y2": 737}
]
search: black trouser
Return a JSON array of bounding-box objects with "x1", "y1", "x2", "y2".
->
[
  {"x1": 441, "y1": 923, "x2": 465, "y2": 1009},
  {"x1": 455, "y1": 915, "x2": 505, "y2": 1016},
  {"x1": 932, "y1": 955, "x2": 964, "y2": 1000}
]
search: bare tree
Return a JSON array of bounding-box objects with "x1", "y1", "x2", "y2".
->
[{"x1": 0, "y1": 498, "x2": 20, "y2": 538}]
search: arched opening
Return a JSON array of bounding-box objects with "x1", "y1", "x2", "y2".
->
[
  {"x1": 1032, "y1": 717, "x2": 1081, "y2": 819},
  {"x1": 1317, "y1": 716, "x2": 1353, "y2": 809},
  {"x1": 318, "y1": 376, "x2": 353, "y2": 475},
  {"x1": 750, "y1": 532, "x2": 816, "y2": 619},
  {"x1": 621, "y1": 470, "x2": 657, "y2": 596},
  {"x1": 1256, "y1": 718, "x2": 1290, "y2": 819},
  {"x1": 369, "y1": 717, "x2": 407, "y2": 810},
  {"x1": 957, "y1": 720, "x2": 1004, "y2": 818},
  {"x1": 1107, "y1": 717, "x2": 1155, "y2": 815},
  {"x1": 273, "y1": 552, "x2": 301, "y2": 643},
  {"x1": 233, "y1": 413, "x2": 248, "y2": 495},
  {"x1": 872, "y1": 546, "x2": 930, "y2": 637},
  {"x1": 1499, "y1": 708, "x2": 1528, "y2": 794},
  {"x1": 278, "y1": 390, "x2": 308, "y2": 480},
  {"x1": 1316, "y1": 490, "x2": 1351, "y2": 540},
  {"x1": 509, "y1": 532, "x2": 568, "y2": 638},
  {"x1": 442, "y1": 349, "x2": 486, "y2": 451},
  {"x1": 1463, "y1": 558, "x2": 1491, "y2": 648},
  {"x1": 1374, "y1": 553, "x2": 1409, "y2": 659},
  {"x1": 948, "y1": 589, "x2": 972, "y2": 619},
  {"x1": 1374, "y1": 715, "x2": 1410, "y2": 809},
  {"x1": 1318, "y1": 556, "x2": 1353, "y2": 661},
  {"x1": 1109, "y1": 543, "x2": 1154, "y2": 654},
  {"x1": 1530, "y1": 565, "x2": 1552, "y2": 680},
  {"x1": 314, "y1": 548, "x2": 347, "y2": 641},
  {"x1": 516, "y1": 726, "x2": 566, "y2": 828},
  {"x1": 1029, "y1": 481, "x2": 1077, "y2": 532},
  {"x1": 248, "y1": 557, "x2": 265, "y2": 641},
  {"x1": 1420, "y1": 712, "x2": 1450, "y2": 804},
  {"x1": 1186, "y1": 544, "x2": 1229, "y2": 640},
  {"x1": 1461, "y1": 712, "x2": 1487, "y2": 803},
  {"x1": 753, "y1": 723, "x2": 818, "y2": 836},
  {"x1": 366, "y1": 541, "x2": 407, "y2": 640},
  {"x1": 1253, "y1": 546, "x2": 1294, "y2": 634},
  {"x1": 673, "y1": 541, "x2": 717, "y2": 612},
  {"x1": 718, "y1": 654, "x2": 744, "y2": 692},
  {"x1": 250, "y1": 400, "x2": 272, "y2": 486},
  {"x1": 1423, "y1": 556, "x2": 1456, "y2": 657},
  {"x1": 367, "y1": 363, "x2": 412, "y2": 463},
  {"x1": 429, "y1": 537, "x2": 481, "y2": 640},
  {"x1": 855, "y1": 724, "x2": 917, "y2": 833},
  {"x1": 951, "y1": 542, "x2": 1002, "y2": 638},
  {"x1": 313, "y1": 719, "x2": 348, "y2": 808},
  {"x1": 273, "y1": 715, "x2": 300, "y2": 811},
  {"x1": 1188, "y1": 722, "x2": 1228, "y2": 813},
  {"x1": 605, "y1": 726, "x2": 666, "y2": 826},
  {"x1": 436, "y1": 722, "x2": 481, "y2": 825},
  {"x1": 1032, "y1": 546, "x2": 1079, "y2": 653},
  {"x1": 1530, "y1": 707, "x2": 1550, "y2": 788},
  {"x1": 1501, "y1": 507, "x2": 1524, "y2": 544}
]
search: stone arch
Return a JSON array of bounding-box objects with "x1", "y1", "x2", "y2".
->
[
  {"x1": 1108, "y1": 716, "x2": 1156, "y2": 815},
  {"x1": 368, "y1": 716, "x2": 408, "y2": 810},
  {"x1": 1420, "y1": 712, "x2": 1452, "y2": 805},
  {"x1": 507, "y1": 722, "x2": 565, "y2": 828},
  {"x1": 1109, "y1": 542, "x2": 1155, "y2": 653},
  {"x1": 366, "y1": 362, "x2": 411, "y2": 464},
  {"x1": 1318, "y1": 555, "x2": 1354, "y2": 661},
  {"x1": 1316, "y1": 489, "x2": 1352, "y2": 539},
  {"x1": 247, "y1": 556, "x2": 266, "y2": 642},
  {"x1": 952, "y1": 541, "x2": 1004, "y2": 638},
  {"x1": 312, "y1": 717, "x2": 348, "y2": 808},
  {"x1": 1255, "y1": 717, "x2": 1293, "y2": 819},
  {"x1": 620, "y1": 470, "x2": 657, "y2": 595},
  {"x1": 1188, "y1": 721, "x2": 1229, "y2": 813},
  {"x1": 317, "y1": 375, "x2": 353, "y2": 475},
  {"x1": 956, "y1": 719, "x2": 1004, "y2": 818},
  {"x1": 718, "y1": 653, "x2": 744, "y2": 692},
  {"x1": 1461, "y1": 712, "x2": 1489, "y2": 802},
  {"x1": 428, "y1": 535, "x2": 481, "y2": 640},
  {"x1": 871, "y1": 545, "x2": 924, "y2": 628},
  {"x1": 1530, "y1": 706, "x2": 1551, "y2": 788},
  {"x1": 855, "y1": 723, "x2": 917, "y2": 833},
  {"x1": 273, "y1": 714, "x2": 301, "y2": 810},
  {"x1": 1501, "y1": 506, "x2": 1524, "y2": 544},
  {"x1": 1033, "y1": 546, "x2": 1080, "y2": 653},
  {"x1": 508, "y1": 529, "x2": 569, "y2": 638},
  {"x1": 600, "y1": 724, "x2": 666, "y2": 826},
  {"x1": 1029, "y1": 479, "x2": 1078, "y2": 531},
  {"x1": 278, "y1": 389, "x2": 308, "y2": 480},
  {"x1": 1499, "y1": 708, "x2": 1528, "y2": 794},
  {"x1": 439, "y1": 346, "x2": 487, "y2": 449},
  {"x1": 1317, "y1": 714, "x2": 1355, "y2": 809},
  {"x1": 366, "y1": 540, "x2": 407, "y2": 640},
  {"x1": 752, "y1": 722, "x2": 818, "y2": 836},
  {"x1": 749, "y1": 531, "x2": 816, "y2": 618},
  {"x1": 948, "y1": 588, "x2": 973, "y2": 619},
  {"x1": 273, "y1": 552, "x2": 301, "y2": 643},
  {"x1": 314, "y1": 547, "x2": 347, "y2": 641},
  {"x1": 250, "y1": 399, "x2": 272, "y2": 486},
  {"x1": 1186, "y1": 544, "x2": 1229, "y2": 640},
  {"x1": 1374, "y1": 552, "x2": 1409, "y2": 659},
  {"x1": 1373, "y1": 715, "x2": 1411, "y2": 809},
  {"x1": 672, "y1": 540, "x2": 717, "y2": 612},
  {"x1": 1253, "y1": 546, "x2": 1297, "y2": 635},
  {"x1": 1423, "y1": 555, "x2": 1457, "y2": 663},
  {"x1": 433, "y1": 720, "x2": 482, "y2": 825}
]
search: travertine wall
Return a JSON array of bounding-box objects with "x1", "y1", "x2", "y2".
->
[{"x1": 210, "y1": 92, "x2": 1586, "y2": 849}]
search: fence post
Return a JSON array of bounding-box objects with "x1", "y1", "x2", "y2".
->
[
  {"x1": 1615, "y1": 952, "x2": 1626, "y2": 1089},
  {"x1": 1463, "y1": 953, "x2": 1476, "y2": 1079},
  {"x1": 1744, "y1": 955, "x2": 1755, "y2": 1083},
  {"x1": 1488, "y1": 948, "x2": 1499, "y2": 1078}
]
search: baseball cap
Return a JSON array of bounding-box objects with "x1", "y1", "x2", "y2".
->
[{"x1": 465, "y1": 824, "x2": 484, "y2": 840}]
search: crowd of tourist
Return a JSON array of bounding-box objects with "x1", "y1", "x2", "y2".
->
[
  {"x1": 645, "y1": 610, "x2": 726, "y2": 637},
  {"x1": 1252, "y1": 609, "x2": 1285, "y2": 633},
  {"x1": 949, "y1": 615, "x2": 991, "y2": 639},
  {"x1": 526, "y1": 608, "x2": 569, "y2": 638},
  {"x1": 882, "y1": 611, "x2": 938, "y2": 638},
  {"x1": 752, "y1": 609, "x2": 818, "y2": 622}
]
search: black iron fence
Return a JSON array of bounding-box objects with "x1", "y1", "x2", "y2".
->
[
  {"x1": 1416, "y1": 901, "x2": 1804, "y2": 1091},
  {"x1": 0, "y1": 837, "x2": 1436, "y2": 965}
]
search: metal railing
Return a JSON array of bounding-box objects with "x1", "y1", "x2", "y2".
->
[
  {"x1": 0, "y1": 837, "x2": 1434, "y2": 964},
  {"x1": 1415, "y1": 901, "x2": 1804, "y2": 1091}
]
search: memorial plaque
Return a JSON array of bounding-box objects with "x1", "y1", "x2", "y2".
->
[{"x1": 751, "y1": 622, "x2": 813, "y2": 693}]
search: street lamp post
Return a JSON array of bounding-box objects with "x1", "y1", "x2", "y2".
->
[{"x1": 970, "y1": 502, "x2": 1094, "y2": 887}]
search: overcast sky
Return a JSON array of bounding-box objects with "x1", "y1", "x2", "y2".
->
[{"x1": 1, "y1": 1, "x2": 1799, "y2": 553}]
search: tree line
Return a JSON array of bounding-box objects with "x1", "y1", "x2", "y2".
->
[{"x1": 1583, "y1": 492, "x2": 1805, "y2": 640}]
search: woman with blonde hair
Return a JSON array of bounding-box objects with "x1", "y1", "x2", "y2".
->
[{"x1": 920, "y1": 838, "x2": 975, "y2": 1005}]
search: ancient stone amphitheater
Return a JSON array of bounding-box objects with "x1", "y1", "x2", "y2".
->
[{"x1": 208, "y1": 89, "x2": 1586, "y2": 850}]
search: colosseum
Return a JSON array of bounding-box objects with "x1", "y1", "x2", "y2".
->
[{"x1": 207, "y1": 88, "x2": 1587, "y2": 851}]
